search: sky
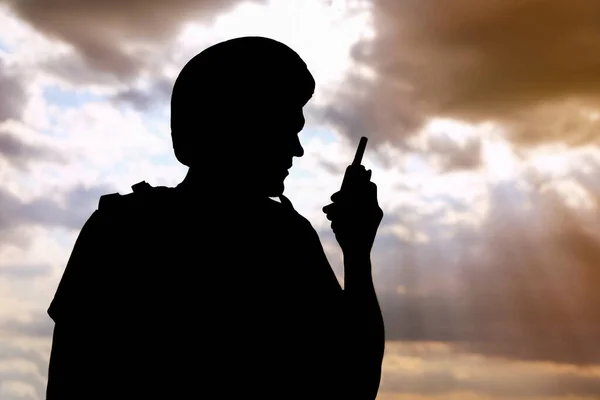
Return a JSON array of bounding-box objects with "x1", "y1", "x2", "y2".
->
[{"x1": 1, "y1": 0, "x2": 600, "y2": 398}]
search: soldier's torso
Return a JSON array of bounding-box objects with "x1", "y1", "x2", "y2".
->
[{"x1": 94, "y1": 184, "x2": 343, "y2": 397}]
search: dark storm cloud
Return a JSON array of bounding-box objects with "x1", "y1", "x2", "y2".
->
[
  {"x1": 323, "y1": 0, "x2": 600, "y2": 148},
  {"x1": 2, "y1": 0, "x2": 262, "y2": 82}
]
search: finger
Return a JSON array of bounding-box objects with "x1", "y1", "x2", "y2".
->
[
  {"x1": 367, "y1": 181, "x2": 378, "y2": 195},
  {"x1": 353, "y1": 168, "x2": 371, "y2": 186},
  {"x1": 348, "y1": 164, "x2": 366, "y2": 173}
]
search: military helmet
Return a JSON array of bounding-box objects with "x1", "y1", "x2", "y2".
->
[{"x1": 170, "y1": 36, "x2": 316, "y2": 166}]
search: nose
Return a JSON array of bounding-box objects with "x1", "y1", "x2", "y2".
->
[{"x1": 292, "y1": 135, "x2": 304, "y2": 158}]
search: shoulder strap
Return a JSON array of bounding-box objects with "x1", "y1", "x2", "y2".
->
[
  {"x1": 97, "y1": 181, "x2": 158, "y2": 213},
  {"x1": 98, "y1": 192, "x2": 122, "y2": 211},
  {"x1": 132, "y1": 180, "x2": 153, "y2": 194}
]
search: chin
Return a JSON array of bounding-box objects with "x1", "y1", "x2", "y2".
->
[{"x1": 265, "y1": 180, "x2": 285, "y2": 198}]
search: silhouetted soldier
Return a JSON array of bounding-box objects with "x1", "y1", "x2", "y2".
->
[{"x1": 46, "y1": 36, "x2": 385, "y2": 399}]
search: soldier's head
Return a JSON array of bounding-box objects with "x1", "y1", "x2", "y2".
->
[{"x1": 171, "y1": 36, "x2": 315, "y2": 197}]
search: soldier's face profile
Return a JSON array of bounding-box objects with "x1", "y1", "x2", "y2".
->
[{"x1": 241, "y1": 103, "x2": 306, "y2": 197}]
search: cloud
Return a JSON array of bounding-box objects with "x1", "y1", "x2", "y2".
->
[
  {"x1": 1, "y1": 313, "x2": 54, "y2": 338},
  {"x1": 378, "y1": 341, "x2": 600, "y2": 398},
  {"x1": 373, "y1": 169, "x2": 600, "y2": 365},
  {"x1": 0, "y1": 264, "x2": 51, "y2": 279},
  {"x1": 1, "y1": 0, "x2": 262, "y2": 83},
  {"x1": 0, "y1": 58, "x2": 26, "y2": 122},
  {"x1": 0, "y1": 131, "x2": 66, "y2": 170},
  {"x1": 0, "y1": 183, "x2": 114, "y2": 249},
  {"x1": 0, "y1": 340, "x2": 49, "y2": 400},
  {"x1": 110, "y1": 76, "x2": 173, "y2": 112},
  {"x1": 402, "y1": 120, "x2": 485, "y2": 172},
  {"x1": 323, "y1": 0, "x2": 600, "y2": 148},
  {"x1": 3, "y1": 2, "x2": 600, "y2": 397},
  {"x1": 423, "y1": 135, "x2": 482, "y2": 172},
  {"x1": 504, "y1": 99, "x2": 600, "y2": 147}
]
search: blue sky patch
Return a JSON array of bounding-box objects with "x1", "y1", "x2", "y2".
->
[
  {"x1": 0, "y1": 38, "x2": 10, "y2": 54},
  {"x1": 43, "y1": 85, "x2": 105, "y2": 108},
  {"x1": 148, "y1": 154, "x2": 178, "y2": 165},
  {"x1": 301, "y1": 126, "x2": 337, "y2": 144}
]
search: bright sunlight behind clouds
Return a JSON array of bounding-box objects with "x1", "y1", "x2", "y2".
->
[{"x1": 1, "y1": 0, "x2": 600, "y2": 399}]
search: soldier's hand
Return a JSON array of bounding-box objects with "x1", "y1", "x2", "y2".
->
[{"x1": 322, "y1": 165, "x2": 383, "y2": 257}]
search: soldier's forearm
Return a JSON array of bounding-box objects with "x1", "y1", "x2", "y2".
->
[
  {"x1": 343, "y1": 252, "x2": 385, "y2": 356},
  {"x1": 344, "y1": 251, "x2": 375, "y2": 293},
  {"x1": 341, "y1": 252, "x2": 386, "y2": 399}
]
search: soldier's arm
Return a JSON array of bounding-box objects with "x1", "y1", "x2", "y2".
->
[
  {"x1": 46, "y1": 195, "x2": 120, "y2": 400},
  {"x1": 342, "y1": 253, "x2": 385, "y2": 400},
  {"x1": 299, "y1": 216, "x2": 384, "y2": 400}
]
